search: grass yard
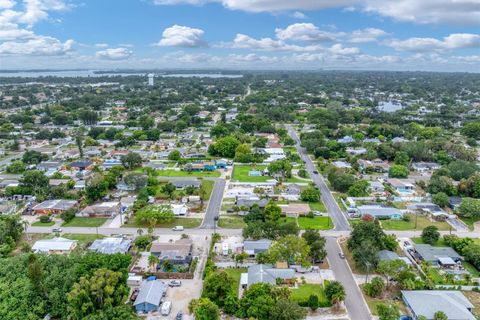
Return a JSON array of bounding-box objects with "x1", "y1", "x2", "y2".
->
[
  {"x1": 309, "y1": 201, "x2": 327, "y2": 212},
  {"x1": 62, "y1": 217, "x2": 108, "y2": 227},
  {"x1": 156, "y1": 169, "x2": 221, "y2": 177},
  {"x1": 201, "y1": 179, "x2": 215, "y2": 200},
  {"x1": 365, "y1": 296, "x2": 408, "y2": 316},
  {"x1": 411, "y1": 237, "x2": 448, "y2": 247},
  {"x1": 124, "y1": 217, "x2": 202, "y2": 229},
  {"x1": 332, "y1": 192, "x2": 347, "y2": 210},
  {"x1": 285, "y1": 176, "x2": 310, "y2": 183},
  {"x1": 290, "y1": 284, "x2": 330, "y2": 306},
  {"x1": 232, "y1": 165, "x2": 270, "y2": 182},
  {"x1": 224, "y1": 268, "x2": 247, "y2": 295},
  {"x1": 298, "y1": 216, "x2": 333, "y2": 230},
  {"x1": 32, "y1": 220, "x2": 55, "y2": 227},
  {"x1": 279, "y1": 217, "x2": 298, "y2": 225},
  {"x1": 218, "y1": 216, "x2": 246, "y2": 229},
  {"x1": 425, "y1": 267, "x2": 444, "y2": 284},
  {"x1": 463, "y1": 262, "x2": 480, "y2": 277},
  {"x1": 380, "y1": 215, "x2": 450, "y2": 231}
]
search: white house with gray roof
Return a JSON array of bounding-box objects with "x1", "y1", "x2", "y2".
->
[
  {"x1": 402, "y1": 290, "x2": 475, "y2": 320},
  {"x1": 133, "y1": 280, "x2": 168, "y2": 313},
  {"x1": 243, "y1": 264, "x2": 295, "y2": 288}
]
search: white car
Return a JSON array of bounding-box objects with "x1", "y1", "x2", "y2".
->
[{"x1": 172, "y1": 226, "x2": 184, "y2": 231}]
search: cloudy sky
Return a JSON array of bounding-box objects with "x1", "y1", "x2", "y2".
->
[{"x1": 1, "y1": 0, "x2": 480, "y2": 71}]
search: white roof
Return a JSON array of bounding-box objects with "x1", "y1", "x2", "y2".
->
[{"x1": 32, "y1": 237, "x2": 77, "y2": 253}]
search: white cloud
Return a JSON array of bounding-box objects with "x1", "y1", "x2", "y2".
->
[
  {"x1": 156, "y1": 25, "x2": 206, "y2": 47},
  {"x1": 227, "y1": 33, "x2": 323, "y2": 52},
  {"x1": 94, "y1": 43, "x2": 109, "y2": 48},
  {"x1": 0, "y1": 36, "x2": 73, "y2": 55},
  {"x1": 95, "y1": 47, "x2": 132, "y2": 60},
  {"x1": 1, "y1": 0, "x2": 70, "y2": 26},
  {"x1": 0, "y1": 21, "x2": 34, "y2": 40},
  {"x1": 364, "y1": 0, "x2": 480, "y2": 25},
  {"x1": 0, "y1": 0, "x2": 15, "y2": 9},
  {"x1": 275, "y1": 23, "x2": 340, "y2": 42},
  {"x1": 328, "y1": 43, "x2": 360, "y2": 55},
  {"x1": 388, "y1": 33, "x2": 480, "y2": 51},
  {"x1": 152, "y1": 0, "x2": 480, "y2": 25},
  {"x1": 291, "y1": 11, "x2": 307, "y2": 19},
  {"x1": 349, "y1": 27, "x2": 388, "y2": 43}
]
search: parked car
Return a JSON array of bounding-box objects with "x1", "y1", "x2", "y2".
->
[
  {"x1": 169, "y1": 280, "x2": 182, "y2": 287},
  {"x1": 339, "y1": 252, "x2": 345, "y2": 259},
  {"x1": 52, "y1": 227, "x2": 62, "y2": 233},
  {"x1": 312, "y1": 170, "x2": 319, "y2": 174},
  {"x1": 161, "y1": 301, "x2": 172, "y2": 316},
  {"x1": 130, "y1": 288, "x2": 139, "y2": 302},
  {"x1": 176, "y1": 311, "x2": 183, "y2": 320},
  {"x1": 172, "y1": 226, "x2": 184, "y2": 231}
]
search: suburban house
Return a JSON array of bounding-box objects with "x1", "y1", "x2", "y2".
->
[
  {"x1": 333, "y1": 161, "x2": 352, "y2": 169},
  {"x1": 407, "y1": 203, "x2": 449, "y2": 221},
  {"x1": 402, "y1": 290, "x2": 475, "y2": 320},
  {"x1": 244, "y1": 239, "x2": 272, "y2": 257},
  {"x1": 171, "y1": 204, "x2": 188, "y2": 216},
  {"x1": 78, "y1": 201, "x2": 121, "y2": 218},
  {"x1": 241, "y1": 264, "x2": 296, "y2": 288},
  {"x1": 378, "y1": 250, "x2": 412, "y2": 265},
  {"x1": 448, "y1": 196, "x2": 462, "y2": 210},
  {"x1": 411, "y1": 162, "x2": 442, "y2": 172},
  {"x1": 32, "y1": 199, "x2": 77, "y2": 215},
  {"x1": 150, "y1": 238, "x2": 193, "y2": 268},
  {"x1": 101, "y1": 159, "x2": 122, "y2": 170},
  {"x1": 386, "y1": 178, "x2": 415, "y2": 194},
  {"x1": 346, "y1": 147, "x2": 367, "y2": 155},
  {"x1": 285, "y1": 184, "x2": 301, "y2": 195},
  {"x1": 69, "y1": 160, "x2": 93, "y2": 171},
  {"x1": 236, "y1": 196, "x2": 269, "y2": 209},
  {"x1": 170, "y1": 178, "x2": 201, "y2": 189},
  {"x1": 368, "y1": 181, "x2": 385, "y2": 193},
  {"x1": 88, "y1": 237, "x2": 132, "y2": 254},
  {"x1": 280, "y1": 203, "x2": 311, "y2": 216},
  {"x1": 413, "y1": 244, "x2": 462, "y2": 267},
  {"x1": 357, "y1": 159, "x2": 390, "y2": 173},
  {"x1": 32, "y1": 237, "x2": 77, "y2": 254},
  {"x1": 133, "y1": 280, "x2": 168, "y2": 313},
  {"x1": 357, "y1": 205, "x2": 403, "y2": 220}
]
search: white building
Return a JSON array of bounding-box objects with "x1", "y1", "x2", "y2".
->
[{"x1": 148, "y1": 73, "x2": 154, "y2": 86}]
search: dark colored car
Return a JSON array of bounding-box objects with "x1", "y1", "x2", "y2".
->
[{"x1": 176, "y1": 312, "x2": 183, "y2": 320}]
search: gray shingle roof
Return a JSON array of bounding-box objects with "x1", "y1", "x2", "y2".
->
[
  {"x1": 402, "y1": 290, "x2": 475, "y2": 320},
  {"x1": 247, "y1": 264, "x2": 295, "y2": 287},
  {"x1": 88, "y1": 237, "x2": 132, "y2": 254},
  {"x1": 415, "y1": 244, "x2": 462, "y2": 263},
  {"x1": 244, "y1": 239, "x2": 271, "y2": 254}
]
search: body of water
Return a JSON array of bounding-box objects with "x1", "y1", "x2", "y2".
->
[{"x1": 159, "y1": 73, "x2": 243, "y2": 78}]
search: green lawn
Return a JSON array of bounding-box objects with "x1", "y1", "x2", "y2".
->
[
  {"x1": 425, "y1": 266, "x2": 444, "y2": 284},
  {"x1": 290, "y1": 284, "x2": 330, "y2": 306},
  {"x1": 380, "y1": 215, "x2": 450, "y2": 231},
  {"x1": 298, "y1": 217, "x2": 333, "y2": 230},
  {"x1": 32, "y1": 221, "x2": 55, "y2": 227},
  {"x1": 124, "y1": 217, "x2": 202, "y2": 229},
  {"x1": 202, "y1": 179, "x2": 215, "y2": 200},
  {"x1": 156, "y1": 169, "x2": 221, "y2": 177},
  {"x1": 232, "y1": 165, "x2": 270, "y2": 182},
  {"x1": 411, "y1": 237, "x2": 448, "y2": 247},
  {"x1": 279, "y1": 217, "x2": 298, "y2": 225},
  {"x1": 365, "y1": 296, "x2": 408, "y2": 316},
  {"x1": 62, "y1": 217, "x2": 108, "y2": 227},
  {"x1": 285, "y1": 176, "x2": 310, "y2": 183},
  {"x1": 463, "y1": 261, "x2": 480, "y2": 277},
  {"x1": 224, "y1": 268, "x2": 247, "y2": 295},
  {"x1": 218, "y1": 216, "x2": 246, "y2": 229},
  {"x1": 309, "y1": 201, "x2": 327, "y2": 212}
]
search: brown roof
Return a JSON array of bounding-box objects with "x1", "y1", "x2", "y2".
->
[{"x1": 150, "y1": 239, "x2": 193, "y2": 256}]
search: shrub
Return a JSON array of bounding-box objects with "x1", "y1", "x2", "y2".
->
[{"x1": 39, "y1": 215, "x2": 51, "y2": 223}]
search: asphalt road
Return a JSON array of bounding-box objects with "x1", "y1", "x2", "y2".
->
[
  {"x1": 285, "y1": 124, "x2": 350, "y2": 231},
  {"x1": 326, "y1": 237, "x2": 372, "y2": 320},
  {"x1": 200, "y1": 178, "x2": 226, "y2": 229}
]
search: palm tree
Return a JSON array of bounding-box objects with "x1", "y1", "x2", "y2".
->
[
  {"x1": 331, "y1": 292, "x2": 345, "y2": 310},
  {"x1": 137, "y1": 228, "x2": 144, "y2": 236},
  {"x1": 22, "y1": 220, "x2": 30, "y2": 240},
  {"x1": 148, "y1": 255, "x2": 159, "y2": 272}
]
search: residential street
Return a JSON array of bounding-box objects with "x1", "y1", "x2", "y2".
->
[
  {"x1": 326, "y1": 237, "x2": 371, "y2": 320},
  {"x1": 286, "y1": 124, "x2": 351, "y2": 231},
  {"x1": 200, "y1": 178, "x2": 226, "y2": 229}
]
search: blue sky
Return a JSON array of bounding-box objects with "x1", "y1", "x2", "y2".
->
[{"x1": 0, "y1": 0, "x2": 479, "y2": 71}]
